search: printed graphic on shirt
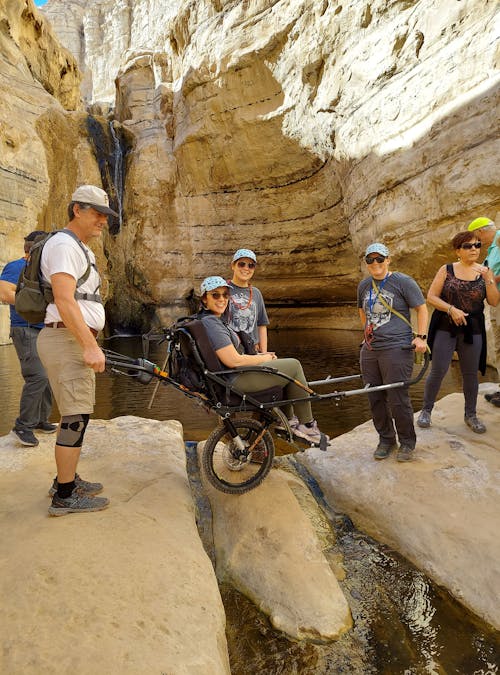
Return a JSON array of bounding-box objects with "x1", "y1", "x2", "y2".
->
[
  {"x1": 363, "y1": 287, "x2": 394, "y2": 329},
  {"x1": 228, "y1": 291, "x2": 257, "y2": 334}
]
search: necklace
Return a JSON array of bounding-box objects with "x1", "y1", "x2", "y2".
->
[{"x1": 229, "y1": 283, "x2": 253, "y2": 310}]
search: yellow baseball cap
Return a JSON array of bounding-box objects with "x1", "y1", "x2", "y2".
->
[{"x1": 467, "y1": 217, "x2": 494, "y2": 232}]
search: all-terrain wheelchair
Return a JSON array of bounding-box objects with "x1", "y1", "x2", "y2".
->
[{"x1": 104, "y1": 319, "x2": 429, "y2": 495}]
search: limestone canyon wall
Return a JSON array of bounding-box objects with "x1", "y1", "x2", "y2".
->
[
  {"x1": 41, "y1": 0, "x2": 499, "y2": 330},
  {"x1": 2, "y1": 0, "x2": 499, "y2": 334},
  {"x1": 0, "y1": 0, "x2": 109, "y2": 342}
]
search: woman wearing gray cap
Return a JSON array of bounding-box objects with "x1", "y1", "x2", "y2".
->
[
  {"x1": 198, "y1": 276, "x2": 328, "y2": 446},
  {"x1": 358, "y1": 243, "x2": 428, "y2": 462}
]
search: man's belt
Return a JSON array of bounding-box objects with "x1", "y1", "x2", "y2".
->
[{"x1": 44, "y1": 321, "x2": 99, "y2": 338}]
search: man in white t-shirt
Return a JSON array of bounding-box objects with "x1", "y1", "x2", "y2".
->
[{"x1": 37, "y1": 185, "x2": 117, "y2": 516}]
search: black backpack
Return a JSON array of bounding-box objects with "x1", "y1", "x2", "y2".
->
[{"x1": 14, "y1": 229, "x2": 101, "y2": 324}]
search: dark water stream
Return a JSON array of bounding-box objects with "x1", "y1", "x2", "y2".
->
[{"x1": 1, "y1": 329, "x2": 499, "y2": 672}]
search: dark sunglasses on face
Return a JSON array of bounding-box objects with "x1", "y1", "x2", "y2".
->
[
  {"x1": 209, "y1": 291, "x2": 230, "y2": 300},
  {"x1": 236, "y1": 260, "x2": 256, "y2": 269},
  {"x1": 460, "y1": 242, "x2": 481, "y2": 249},
  {"x1": 365, "y1": 255, "x2": 386, "y2": 264}
]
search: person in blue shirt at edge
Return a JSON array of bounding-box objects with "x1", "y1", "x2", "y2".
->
[
  {"x1": 358, "y1": 243, "x2": 428, "y2": 463},
  {"x1": 199, "y1": 275, "x2": 329, "y2": 446},
  {"x1": 0, "y1": 231, "x2": 57, "y2": 446},
  {"x1": 226, "y1": 248, "x2": 270, "y2": 353},
  {"x1": 466, "y1": 217, "x2": 500, "y2": 407}
]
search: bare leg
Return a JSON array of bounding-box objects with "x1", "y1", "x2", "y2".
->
[{"x1": 55, "y1": 445, "x2": 81, "y2": 483}]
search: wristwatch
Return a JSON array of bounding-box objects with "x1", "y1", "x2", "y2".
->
[{"x1": 415, "y1": 334, "x2": 427, "y2": 340}]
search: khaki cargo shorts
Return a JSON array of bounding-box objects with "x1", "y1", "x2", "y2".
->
[{"x1": 37, "y1": 327, "x2": 95, "y2": 416}]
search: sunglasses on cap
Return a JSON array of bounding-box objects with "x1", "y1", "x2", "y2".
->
[
  {"x1": 236, "y1": 260, "x2": 256, "y2": 269},
  {"x1": 208, "y1": 291, "x2": 230, "y2": 300},
  {"x1": 365, "y1": 255, "x2": 386, "y2": 264},
  {"x1": 460, "y1": 242, "x2": 481, "y2": 249}
]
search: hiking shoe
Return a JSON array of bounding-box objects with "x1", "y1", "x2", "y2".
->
[
  {"x1": 416, "y1": 410, "x2": 431, "y2": 428},
  {"x1": 485, "y1": 392, "x2": 500, "y2": 407},
  {"x1": 397, "y1": 444, "x2": 414, "y2": 462},
  {"x1": 464, "y1": 416, "x2": 487, "y2": 434},
  {"x1": 48, "y1": 473, "x2": 104, "y2": 497},
  {"x1": 373, "y1": 442, "x2": 397, "y2": 460},
  {"x1": 48, "y1": 488, "x2": 109, "y2": 516},
  {"x1": 12, "y1": 428, "x2": 39, "y2": 447},
  {"x1": 293, "y1": 420, "x2": 330, "y2": 445},
  {"x1": 36, "y1": 422, "x2": 58, "y2": 433}
]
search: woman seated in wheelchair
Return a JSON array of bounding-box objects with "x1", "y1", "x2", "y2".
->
[{"x1": 199, "y1": 276, "x2": 328, "y2": 445}]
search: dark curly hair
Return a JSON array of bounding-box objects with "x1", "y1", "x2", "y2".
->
[{"x1": 452, "y1": 231, "x2": 479, "y2": 250}]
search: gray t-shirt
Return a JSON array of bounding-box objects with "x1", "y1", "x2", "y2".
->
[
  {"x1": 357, "y1": 272, "x2": 425, "y2": 349},
  {"x1": 201, "y1": 314, "x2": 241, "y2": 351},
  {"x1": 227, "y1": 282, "x2": 269, "y2": 343}
]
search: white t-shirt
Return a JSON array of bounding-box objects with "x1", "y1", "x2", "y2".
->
[{"x1": 40, "y1": 231, "x2": 105, "y2": 330}]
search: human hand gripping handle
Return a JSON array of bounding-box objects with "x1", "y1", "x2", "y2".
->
[{"x1": 83, "y1": 342, "x2": 106, "y2": 373}]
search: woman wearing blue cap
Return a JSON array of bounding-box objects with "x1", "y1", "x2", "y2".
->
[
  {"x1": 198, "y1": 276, "x2": 328, "y2": 446},
  {"x1": 358, "y1": 243, "x2": 428, "y2": 462},
  {"x1": 226, "y1": 249, "x2": 269, "y2": 353}
]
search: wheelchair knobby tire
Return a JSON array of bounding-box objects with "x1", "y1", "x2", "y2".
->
[{"x1": 201, "y1": 417, "x2": 275, "y2": 494}]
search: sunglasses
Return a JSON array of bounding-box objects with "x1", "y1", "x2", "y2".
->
[
  {"x1": 460, "y1": 242, "x2": 481, "y2": 249},
  {"x1": 236, "y1": 260, "x2": 256, "y2": 269},
  {"x1": 365, "y1": 255, "x2": 386, "y2": 264},
  {"x1": 208, "y1": 291, "x2": 230, "y2": 300}
]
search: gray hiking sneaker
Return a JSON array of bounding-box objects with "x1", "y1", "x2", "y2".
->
[
  {"x1": 373, "y1": 442, "x2": 397, "y2": 460},
  {"x1": 48, "y1": 473, "x2": 104, "y2": 497},
  {"x1": 464, "y1": 416, "x2": 486, "y2": 434},
  {"x1": 48, "y1": 487, "x2": 109, "y2": 516},
  {"x1": 416, "y1": 410, "x2": 431, "y2": 428},
  {"x1": 397, "y1": 444, "x2": 414, "y2": 462}
]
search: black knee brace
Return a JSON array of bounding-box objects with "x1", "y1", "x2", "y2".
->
[{"x1": 56, "y1": 414, "x2": 90, "y2": 447}]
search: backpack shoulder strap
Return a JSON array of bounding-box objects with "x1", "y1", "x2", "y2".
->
[{"x1": 58, "y1": 229, "x2": 92, "y2": 287}]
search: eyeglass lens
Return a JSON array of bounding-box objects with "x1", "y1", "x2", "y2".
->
[
  {"x1": 461, "y1": 242, "x2": 481, "y2": 249},
  {"x1": 210, "y1": 292, "x2": 229, "y2": 299},
  {"x1": 365, "y1": 256, "x2": 386, "y2": 264},
  {"x1": 236, "y1": 261, "x2": 256, "y2": 269}
]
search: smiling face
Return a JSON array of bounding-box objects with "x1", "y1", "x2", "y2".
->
[
  {"x1": 231, "y1": 258, "x2": 256, "y2": 287},
  {"x1": 365, "y1": 253, "x2": 391, "y2": 280},
  {"x1": 71, "y1": 204, "x2": 108, "y2": 243},
  {"x1": 456, "y1": 237, "x2": 482, "y2": 263},
  {"x1": 204, "y1": 286, "x2": 230, "y2": 316}
]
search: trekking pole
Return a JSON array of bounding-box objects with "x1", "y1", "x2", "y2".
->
[{"x1": 147, "y1": 353, "x2": 168, "y2": 409}]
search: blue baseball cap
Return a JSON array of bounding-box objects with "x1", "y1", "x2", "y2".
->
[
  {"x1": 232, "y1": 248, "x2": 257, "y2": 263},
  {"x1": 200, "y1": 276, "x2": 230, "y2": 294},
  {"x1": 365, "y1": 242, "x2": 390, "y2": 257}
]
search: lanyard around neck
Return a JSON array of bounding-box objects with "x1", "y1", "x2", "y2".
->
[{"x1": 368, "y1": 274, "x2": 390, "y2": 315}]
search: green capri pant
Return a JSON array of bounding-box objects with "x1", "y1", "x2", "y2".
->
[{"x1": 232, "y1": 357, "x2": 313, "y2": 422}]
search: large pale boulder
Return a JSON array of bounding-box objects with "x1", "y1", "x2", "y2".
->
[
  {"x1": 300, "y1": 385, "x2": 500, "y2": 630},
  {"x1": 0, "y1": 417, "x2": 230, "y2": 675},
  {"x1": 202, "y1": 462, "x2": 352, "y2": 641}
]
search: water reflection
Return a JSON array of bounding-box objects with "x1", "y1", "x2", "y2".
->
[{"x1": 0, "y1": 329, "x2": 498, "y2": 438}]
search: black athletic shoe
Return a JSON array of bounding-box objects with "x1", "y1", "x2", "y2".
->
[
  {"x1": 48, "y1": 473, "x2": 104, "y2": 497},
  {"x1": 397, "y1": 445, "x2": 414, "y2": 462},
  {"x1": 485, "y1": 392, "x2": 500, "y2": 407},
  {"x1": 12, "y1": 428, "x2": 39, "y2": 447},
  {"x1": 373, "y1": 442, "x2": 397, "y2": 460},
  {"x1": 36, "y1": 422, "x2": 58, "y2": 433}
]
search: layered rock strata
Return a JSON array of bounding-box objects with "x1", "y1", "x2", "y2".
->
[{"x1": 2, "y1": 0, "x2": 499, "y2": 339}]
